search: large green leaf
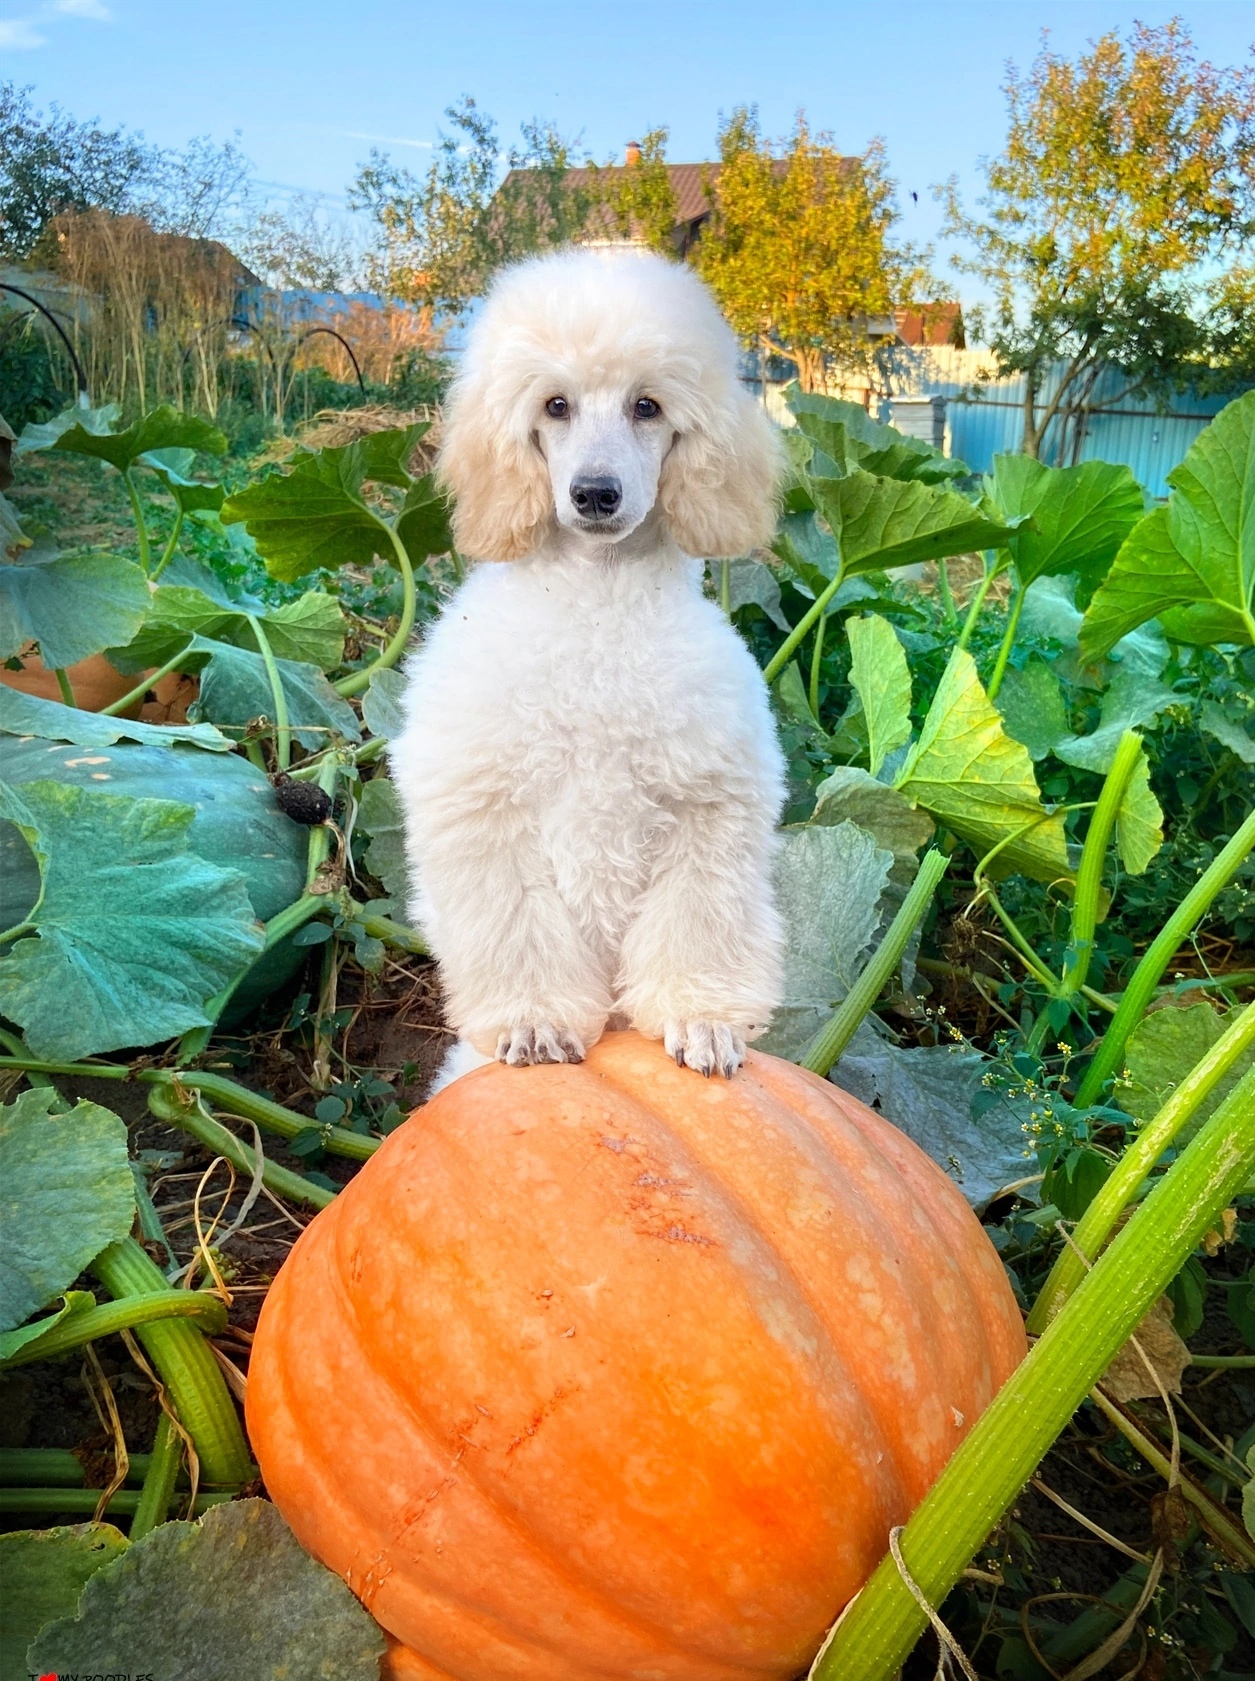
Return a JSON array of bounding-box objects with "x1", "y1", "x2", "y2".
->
[
  {"x1": 758, "y1": 820, "x2": 894, "y2": 1060},
  {"x1": 0, "y1": 780, "x2": 264, "y2": 1060},
  {"x1": 39, "y1": 405, "x2": 226, "y2": 472},
  {"x1": 719, "y1": 558, "x2": 790, "y2": 629},
  {"x1": 809, "y1": 766, "x2": 935, "y2": 871},
  {"x1": 990, "y1": 455, "x2": 1144, "y2": 601},
  {"x1": 357, "y1": 774, "x2": 408, "y2": 905},
  {"x1": 0, "y1": 549, "x2": 149, "y2": 668},
  {"x1": 995, "y1": 658, "x2": 1070, "y2": 761},
  {"x1": 0, "y1": 1524, "x2": 129, "y2": 1681},
  {"x1": 0, "y1": 686, "x2": 231, "y2": 751},
  {"x1": 15, "y1": 400, "x2": 121, "y2": 456},
  {"x1": 109, "y1": 583, "x2": 345, "y2": 673},
  {"x1": 0, "y1": 1089, "x2": 134, "y2": 1332},
  {"x1": 845, "y1": 613, "x2": 912, "y2": 777},
  {"x1": 1079, "y1": 391, "x2": 1255, "y2": 659},
  {"x1": 180, "y1": 635, "x2": 360, "y2": 749},
  {"x1": 221, "y1": 448, "x2": 391, "y2": 581},
  {"x1": 0, "y1": 737, "x2": 305, "y2": 928},
  {"x1": 1114, "y1": 744, "x2": 1164, "y2": 875},
  {"x1": 809, "y1": 470, "x2": 1011, "y2": 577},
  {"x1": 1051, "y1": 666, "x2": 1177, "y2": 775},
  {"x1": 788, "y1": 389, "x2": 968, "y2": 483},
  {"x1": 1116, "y1": 1002, "x2": 1254, "y2": 1138},
  {"x1": 352, "y1": 420, "x2": 432, "y2": 488},
  {"x1": 29, "y1": 1499, "x2": 386, "y2": 1681},
  {"x1": 139, "y1": 448, "x2": 225, "y2": 515},
  {"x1": 895, "y1": 648, "x2": 1071, "y2": 883}
]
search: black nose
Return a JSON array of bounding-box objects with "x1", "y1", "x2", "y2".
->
[{"x1": 570, "y1": 475, "x2": 622, "y2": 519}]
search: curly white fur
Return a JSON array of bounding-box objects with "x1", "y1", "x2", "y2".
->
[{"x1": 390, "y1": 247, "x2": 787, "y2": 1088}]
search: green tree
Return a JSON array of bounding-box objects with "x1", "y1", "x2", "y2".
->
[
  {"x1": 585, "y1": 129, "x2": 678, "y2": 252},
  {"x1": 942, "y1": 21, "x2": 1255, "y2": 458},
  {"x1": 349, "y1": 98, "x2": 589, "y2": 319},
  {"x1": 696, "y1": 108, "x2": 924, "y2": 393}
]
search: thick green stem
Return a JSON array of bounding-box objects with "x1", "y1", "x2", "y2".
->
[
  {"x1": 245, "y1": 612, "x2": 290, "y2": 772},
  {"x1": 122, "y1": 468, "x2": 152, "y2": 574},
  {"x1": 354, "y1": 905, "x2": 428, "y2": 957},
  {"x1": 808, "y1": 612, "x2": 826, "y2": 720},
  {"x1": 53, "y1": 667, "x2": 75, "y2": 707},
  {"x1": 935, "y1": 558, "x2": 958, "y2": 629},
  {"x1": 955, "y1": 553, "x2": 1004, "y2": 653},
  {"x1": 0, "y1": 1449, "x2": 161, "y2": 1486},
  {"x1": 763, "y1": 561, "x2": 847, "y2": 686},
  {"x1": 0, "y1": 1291, "x2": 226, "y2": 1369},
  {"x1": 146, "y1": 1085, "x2": 337, "y2": 1210},
  {"x1": 0, "y1": 1488, "x2": 233, "y2": 1516},
  {"x1": 813, "y1": 1065, "x2": 1255, "y2": 1680},
  {"x1": 89, "y1": 1237, "x2": 251, "y2": 1486},
  {"x1": 334, "y1": 524, "x2": 418, "y2": 698},
  {"x1": 1059, "y1": 731, "x2": 1143, "y2": 1001},
  {"x1": 1030, "y1": 999, "x2": 1255, "y2": 1330},
  {"x1": 98, "y1": 647, "x2": 191, "y2": 718},
  {"x1": 149, "y1": 508, "x2": 185, "y2": 582},
  {"x1": 1074, "y1": 806, "x2": 1255, "y2": 1105},
  {"x1": 985, "y1": 580, "x2": 1026, "y2": 702},
  {"x1": 129, "y1": 1413, "x2": 183, "y2": 1539},
  {"x1": 801, "y1": 852, "x2": 950, "y2": 1076}
]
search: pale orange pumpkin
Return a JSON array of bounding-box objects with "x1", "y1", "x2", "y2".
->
[{"x1": 247, "y1": 1031, "x2": 1025, "y2": 1681}]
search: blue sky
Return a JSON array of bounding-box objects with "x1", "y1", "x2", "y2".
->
[{"x1": 2, "y1": 0, "x2": 1252, "y2": 299}]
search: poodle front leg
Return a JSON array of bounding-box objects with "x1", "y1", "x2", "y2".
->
[
  {"x1": 420, "y1": 826, "x2": 611, "y2": 1066},
  {"x1": 616, "y1": 801, "x2": 783, "y2": 1077}
]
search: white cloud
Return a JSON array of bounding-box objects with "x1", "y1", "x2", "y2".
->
[
  {"x1": 0, "y1": 17, "x2": 47, "y2": 47},
  {"x1": 55, "y1": 0, "x2": 112, "y2": 15}
]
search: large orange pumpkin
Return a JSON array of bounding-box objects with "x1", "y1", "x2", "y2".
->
[{"x1": 247, "y1": 1031, "x2": 1025, "y2": 1681}]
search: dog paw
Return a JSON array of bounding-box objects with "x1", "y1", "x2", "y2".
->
[
  {"x1": 495, "y1": 1024, "x2": 586, "y2": 1067},
  {"x1": 663, "y1": 1020, "x2": 745, "y2": 1078}
]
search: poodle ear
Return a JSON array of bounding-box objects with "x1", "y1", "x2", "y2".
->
[
  {"x1": 659, "y1": 390, "x2": 783, "y2": 559},
  {"x1": 436, "y1": 379, "x2": 553, "y2": 562}
]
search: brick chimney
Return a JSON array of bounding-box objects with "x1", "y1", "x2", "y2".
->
[{"x1": 624, "y1": 140, "x2": 642, "y2": 166}]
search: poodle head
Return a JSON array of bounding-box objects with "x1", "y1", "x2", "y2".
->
[{"x1": 437, "y1": 248, "x2": 784, "y2": 561}]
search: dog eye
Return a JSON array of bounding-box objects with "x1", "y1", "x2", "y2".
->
[
  {"x1": 545, "y1": 396, "x2": 569, "y2": 419},
  {"x1": 634, "y1": 396, "x2": 661, "y2": 420}
]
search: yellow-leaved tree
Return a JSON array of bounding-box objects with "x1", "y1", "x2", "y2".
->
[{"x1": 696, "y1": 108, "x2": 925, "y2": 393}]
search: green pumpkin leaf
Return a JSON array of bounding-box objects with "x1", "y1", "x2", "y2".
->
[
  {"x1": 181, "y1": 635, "x2": 360, "y2": 749},
  {"x1": 832, "y1": 1028, "x2": 1032, "y2": 1210},
  {"x1": 0, "y1": 685, "x2": 232, "y2": 751},
  {"x1": 759, "y1": 820, "x2": 894, "y2": 1060},
  {"x1": 788, "y1": 389, "x2": 967, "y2": 483},
  {"x1": 140, "y1": 448, "x2": 225, "y2": 515},
  {"x1": 1079, "y1": 390, "x2": 1255, "y2": 659},
  {"x1": 221, "y1": 445, "x2": 393, "y2": 582},
  {"x1": 0, "y1": 780, "x2": 264, "y2": 1060},
  {"x1": 109, "y1": 584, "x2": 345, "y2": 674},
  {"x1": 28, "y1": 1499, "x2": 385, "y2": 1681},
  {"x1": 1052, "y1": 667, "x2": 1178, "y2": 774},
  {"x1": 0, "y1": 1288, "x2": 96, "y2": 1363},
  {"x1": 809, "y1": 470, "x2": 1012, "y2": 577},
  {"x1": 357, "y1": 775, "x2": 408, "y2": 905},
  {"x1": 718, "y1": 558, "x2": 790, "y2": 630},
  {"x1": 0, "y1": 1523, "x2": 129, "y2": 1680},
  {"x1": 15, "y1": 400, "x2": 122, "y2": 456},
  {"x1": 0, "y1": 1088, "x2": 134, "y2": 1332},
  {"x1": 351, "y1": 421, "x2": 432, "y2": 488},
  {"x1": 42, "y1": 404, "x2": 226, "y2": 472},
  {"x1": 360, "y1": 667, "x2": 407, "y2": 740},
  {"x1": 1199, "y1": 699, "x2": 1255, "y2": 765},
  {"x1": 990, "y1": 456, "x2": 1144, "y2": 600},
  {"x1": 995, "y1": 658, "x2": 1070, "y2": 761},
  {"x1": 0, "y1": 737, "x2": 305, "y2": 932},
  {"x1": 845, "y1": 614, "x2": 912, "y2": 778},
  {"x1": 395, "y1": 472, "x2": 453, "y2": 563},
  {"x1": 809, "y1": 765, "x2": 934, "y2": 872},
  {"x1": 1114, "y1": 744, "x2": 1164, "y2": 875},
  {"x1": 1116, "y1": 1002, "x2": 1255, "y2": 1139},
  {"x1": 895, "y1": 648, "x2": 1071, "y2": 883},
  {"x1": 0, "y1": 549, "x2": 149, "y2": 668},
  {"x1": 774, "y1": 659, "x2": 825, "y2": 740}
]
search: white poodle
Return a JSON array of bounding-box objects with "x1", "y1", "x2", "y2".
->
[{"x1": 390, "y1": 247, "x2": 787, "y2": 1089}]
